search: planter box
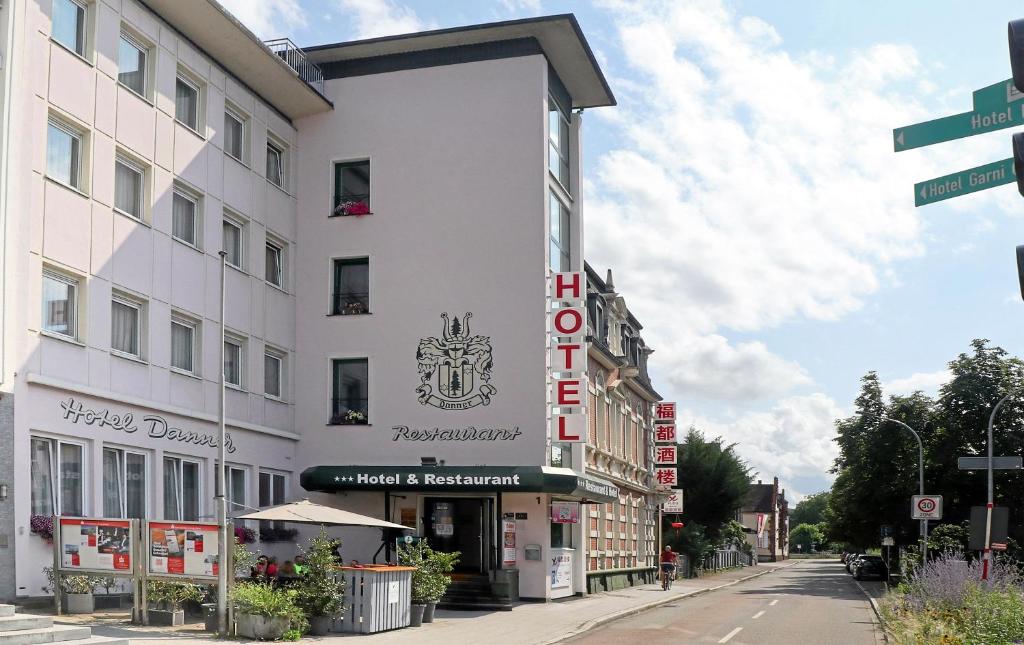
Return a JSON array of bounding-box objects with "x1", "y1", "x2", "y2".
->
[
  {"x1": 148, "y1": 608, "x2": 185, "y2": 626},
  {"x1": 94, "y1": 594, "x2": 127, "y2": 610},
  {"x1": 66, "y1": 593, "x2": 94, "y2": 615},
  {"x1": 308, "y1": 615, "x2": 334, "y2": 635},
  {"x1": 236, "y1": 613, "x2": 289, "y2": 640}
]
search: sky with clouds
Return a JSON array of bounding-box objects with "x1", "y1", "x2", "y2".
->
[{"x1": 222, "y1": 0, "x2": 1024, "y2": 500}]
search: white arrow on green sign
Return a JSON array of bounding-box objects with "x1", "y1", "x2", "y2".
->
[
  {"x1": 914, "y1": 158, "x2": 1015, "y2": 207},
  {"x1": 893, "y1": 103, "x2": 1024, "y2": 152}
]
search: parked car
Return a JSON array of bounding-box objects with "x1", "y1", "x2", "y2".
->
[
  {"x1": 845, "y1": 554, "x2": 862, "y2": 573},
  {"x1": 853, "y1": 555, "x2": 887, "y2": 580}
]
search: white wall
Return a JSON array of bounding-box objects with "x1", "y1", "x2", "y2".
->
[{"x1": 293, "y1": 54, "x2": 553, "y2": 470}]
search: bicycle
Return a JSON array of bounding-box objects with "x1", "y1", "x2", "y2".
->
[{"x1": 660, "y1": 563, "x2": 676, "y2": 590}]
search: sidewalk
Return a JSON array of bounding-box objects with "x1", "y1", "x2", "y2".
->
[{"x1": 73, "y1": 561, "x2": 797, "y2": 645}]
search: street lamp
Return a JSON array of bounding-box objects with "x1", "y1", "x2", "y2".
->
[
  {"x1": 982, "y1": 391, "x2": 1017, "y2": 580},
  {"x1": 857, "y1": 415, "x2": 927, "y2": 562}
]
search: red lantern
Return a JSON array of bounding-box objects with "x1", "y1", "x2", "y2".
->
[{"x1": 670, "y1": 522, "x2": 685, "y2": 529}]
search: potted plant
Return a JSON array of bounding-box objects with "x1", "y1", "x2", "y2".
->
[
  {"x1": 340, "y1": 410, "x2": 367, "y2": 425},
  {"x1": 147, "y1": 580, "x2": 206, "y2": 626},
  {"x1": 333, "y1": 200, "x2": 370, "y2": 217},
  {"x1": 293, "y1": 528, "x2": 346, "y2": 635},
  {"x1": 398, "y1": 542, "x2": 459, "y2": 626},
  {"x1": 232, "y1": 581, "x2": 306, "y2": 640},
  {"x1": 30, "y1": 515, "x2": 54, "y2": 542},
  {"x1": 44, "y1": 567, "x2": 100, "y2": 614}
]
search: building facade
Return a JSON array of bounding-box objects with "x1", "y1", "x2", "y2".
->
[
  {"x1": 0, "y1": 0, "x2": 669, "y2": 604},
  {"x1": 740, "y1": 477, "x2": 790, "y2": 563},
  {"x1": 583, "y1": 266, "x2": 662, "y2": 592}
]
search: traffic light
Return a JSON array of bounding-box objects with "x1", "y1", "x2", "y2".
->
[
  {"x1": 1016, "y1": 244, "x2": 1024, "y2": 301},
  {"x1": 1010, "y1": 19, "x2": 1024, "y2": 93},
  {"x1": 1013, "y1": 132, "x2": 1024, "y2": 196}
]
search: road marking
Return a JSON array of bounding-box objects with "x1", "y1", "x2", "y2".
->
[
  {"x1": 769, "y1": 599, "x2": 779, "y2": 606},
  {"x1": 718, "y1": 627, "x2": 743, "y2": 643},
  {"x1": 752, "y1": 610, "x2": 766, "y2": 619}
]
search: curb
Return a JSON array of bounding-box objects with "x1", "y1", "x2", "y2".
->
[
  {"x1": 547, "y1": 561, "x2": 801, "y2": 644},
  {"x1": 852, "y1": 578, "x2": 889, "y2": 644}
]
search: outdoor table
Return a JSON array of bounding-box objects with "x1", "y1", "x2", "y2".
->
[{"x1": 332, "y1": 565, "x2": 416, "y2": 634}]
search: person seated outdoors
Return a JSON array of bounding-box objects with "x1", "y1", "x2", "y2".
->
[
  {"x1": 293, "y1": 554, "x2": 307, "y2": 575},
  {"x1": 251, "y1": 555, "x2": 269, "y2": 579},
  {"x1": 278, "y1": 560, "x2": 299, "y2": 581},
  {"x1": 266, "y1": 556, "x2": 279, "y2": 578}
]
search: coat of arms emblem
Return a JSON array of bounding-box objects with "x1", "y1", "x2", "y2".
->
[{"x1": 416, "y1": 312, "x2": 496, "y2": 410}]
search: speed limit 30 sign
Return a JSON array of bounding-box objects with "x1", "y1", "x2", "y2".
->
[{"x1": 911, "y1": 495, "x2": 943, "y2": 520}]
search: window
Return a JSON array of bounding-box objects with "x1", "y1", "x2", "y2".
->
[
  {"x1": 175, "y1": 75, "x2": 200, "y2": 131},
  {"x1": 265, "y1": 240, "x2": 283, "y2": 288},
  {"x1": 42, "y1": 271, "x2": 78, "y2": 338},
  {"x1": 549, "y1": 191, "x2": 570, "y2": 272},
  {"x1": 31, "y1": 438, "x2": 84, "y2": 517},
  {"x1": 258, "y1": 471, "x2": 287, "y2": 533},
  {"x1": 221, "y1": 465, "x2": 246, "y2": 517},
  {"x1": 224, "y1": 109, "x2": 245, "y2": 162},
  {"x1": 264, "y1": 351, "x2": 283, "y2": 399},
  {"x1": 331, "y1": 258, "x2": 369, "y2": 315},
  {"x1": 222, "y1": 218, "x2": 243, "y2": 269},
  {"x1": 332, "y1": 160, "x2": 370, "y2": 216},
  {"x1": 224, "y1": 338, "x2": 243, "y2": 387},
  {"x1": 171, "y1": 318, "x2": 197, "y2": 374},
  {"x1": 172, "y1": 189, "x2": 198, "y2": 247},
  {"x1": 549, "y1": 94, "x2": 571, "y2": 188},
  {"x1": 331, "y1": 358, "x2": 368, "y2": 424},
  {"x1": 266, "y1": 139, "x2": 284, "y2": 188},
  {"x1": 102, "y1": 448, "x2": 146, "y2": 519},
  {"x1": 52, "y1": 0, "x2": 86, "y2": 56},
  {"x1": 163, "y1": 456, "x2": 200, "y2": 521},
  {"x1": 114, "y1": 155, "x2": 144, "y2": 219},
  {"x1": 46, "y1": 119, "x2": 82, "y2": 189},
  {"x1": 117, "y1": 32, "x2": 147, "y2": 96},
  {"x1": 111, "y1": 296, "x2": 142, "y2": 357}
]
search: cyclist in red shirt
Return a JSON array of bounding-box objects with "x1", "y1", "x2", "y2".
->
[{"x1": 660, "y1": 546, "x2": 678, "y2": 590}]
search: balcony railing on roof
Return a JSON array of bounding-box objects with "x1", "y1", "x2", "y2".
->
[{"x1": 264, "y1": 37, "x2": 325, "y2": 97}]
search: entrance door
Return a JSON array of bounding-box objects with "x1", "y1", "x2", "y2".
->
[{"x1": 425, "y1": 498, "x2": 486, "y2": 573}]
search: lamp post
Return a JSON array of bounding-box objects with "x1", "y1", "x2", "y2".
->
[
  {"x1": 858, "y1": 415, "x2": 928, "y2": 562},
  {"x1": 216, "y1": 251, "x2": 228, "y2": 635},
  {"x1": 982, "y1": 391, "x2": 1016, "y2": 581}
]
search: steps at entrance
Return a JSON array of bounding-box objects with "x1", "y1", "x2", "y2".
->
[
  {"x1": 0, "y1": 606, "x2": 126, "y2": 645},
  {"x1": 439, "y1": 575, "x2": 514, "y2": 611}
]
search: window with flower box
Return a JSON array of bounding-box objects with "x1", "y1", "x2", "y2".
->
[
  {"x1": 331, "y1": 258, "x2": 369, "y2": 315},
  {"x1": 332, "y1": 160, "x2": 370, "y2": 216},
  {"x1": 331, "y1": 358, "x2": 368, "y2": 425}
]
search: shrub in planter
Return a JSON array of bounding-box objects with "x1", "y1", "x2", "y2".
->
[
  {"x1": 293, "y1": 529, "x2": 345, "y2": 635},
  {"x1": 147, "y1": 580, "x2": 206, "y2": 626},
  {"x1": 259, "y1": 526, "x2": 300, "y2": 543},
  {"x1": 30, "y1": 515, "x2": 54, "y2": 541},
  {"x1": 43, "y1": 567, "x2": 101, "y2": 614},
  {"x1": 397, "y1": 542, "x2": 460, "y2": 624},
  {"x1": 232, "y1": 581, "x2": 307, "y2": 640}
]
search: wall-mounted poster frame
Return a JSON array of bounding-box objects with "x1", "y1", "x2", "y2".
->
[{"x1": 51, "y1": 516, "x2": 142, "y2": 619}]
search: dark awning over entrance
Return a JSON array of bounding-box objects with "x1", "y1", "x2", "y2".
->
[{"x1": 300, "y1": 465, "x2": 618, "y2": 503}]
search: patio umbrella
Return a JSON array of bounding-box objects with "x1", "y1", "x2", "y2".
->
[{"x1": 238, "y1": 499, "x2": 411, "y2": 530}]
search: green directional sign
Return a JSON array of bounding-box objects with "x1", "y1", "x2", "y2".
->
[
  {"x1": 914, "y1": 158, "x2": 1015, "y2": 206},
  {"x1": 893, "y1": 103, "x2": 1024, "y2": 152},
  {"x1": 972, "y1": 78, "x2": 1024, "y2": 111}
]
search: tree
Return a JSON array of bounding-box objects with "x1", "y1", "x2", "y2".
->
[
  {"x1": 720, "y1": 519, "x2": 753, "y2": 555},
  {"x1": 449, "y1": 371, "x2": 461, "y2": 395},
  {"x1": 927, "y1": 522, "x2": 969, "y2": 555},
  {"x1": 790, "y1": 491, "x2": 830, "y2": 527},
  {"x1": 672, "y1": 428, "x2": 753, "y2": 544},
  {"x1": 789, "y1": 523, "x2": 825, "y2": 553}
]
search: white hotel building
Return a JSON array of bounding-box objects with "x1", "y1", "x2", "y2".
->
[{"x1": 0, "y1": 0, "x2": 663, "y2": 604}]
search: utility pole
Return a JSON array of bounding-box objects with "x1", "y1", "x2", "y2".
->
[{"x1": 216, "y1": 251, "x2": 228, "y2": 635}]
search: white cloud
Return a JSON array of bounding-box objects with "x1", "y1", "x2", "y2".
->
[
  {"x1": 335, "y1": 0, "x2": 435, "y2": 39},
  {"x1": 883, "y1": 369, "x2": 950, "y2": 397},
  {"x1": 500, "y1": 0, "x2": 543, "y2": 14},
  {"x1": 219, "y1": 0, "x2": 306, "y2": 39},
  {"x1": 682, "y1": 393, "x2": 845, "y2": 495},
  {"x1": 658, "y1": 335, "x2": 811, "y2": 401}
]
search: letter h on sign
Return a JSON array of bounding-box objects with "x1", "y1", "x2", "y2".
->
[{"x1": 550, "y1": 272, "x2": 584, "y2": 302}]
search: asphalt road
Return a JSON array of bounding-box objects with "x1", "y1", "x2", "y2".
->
[{"x1": 567, "y1": 560, "x2": 884, "y2": 645}]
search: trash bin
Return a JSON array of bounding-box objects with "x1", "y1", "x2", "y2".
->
[{"x1": 202, "y1": 603, "x2": 218, "y2": 632}]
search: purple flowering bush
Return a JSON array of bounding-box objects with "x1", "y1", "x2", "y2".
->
[
  {"x1": 884, "y1": 550, "x2": 1024, "y2": 644},
  {"x1": 30, "y1": 515, "x2": 54, "y2": 540},
  {"x1": 235, "y1": 526, "x2": 257, "y2": 544}
]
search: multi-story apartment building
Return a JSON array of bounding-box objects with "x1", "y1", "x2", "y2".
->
[
  {"x1": 0, "y1": 0, "x2": 643, "y2": 604},
  {"x1": 583, "y1": 265, "x2": 662, "y2": 592},
  {"x1": 740, "y1": 477, "x2": 790, "y2": 562},
  {"x1": 0, "y1": 0, "x2": 335, "y2": 600}
]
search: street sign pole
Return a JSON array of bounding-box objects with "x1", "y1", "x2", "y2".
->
[{"x1": 982, "y1": 393, "x2": 1017, "y2": 580}]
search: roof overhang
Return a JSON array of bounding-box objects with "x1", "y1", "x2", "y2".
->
[
  {"x1": 140, "y1": 0, "x2": 333, "y2": 121},
  {"x1": 301, "y1": 465, "x2": 619, "y2": 503},
  {"x1": 304, "y1": 14, "x2": 615, "y2": 109}
]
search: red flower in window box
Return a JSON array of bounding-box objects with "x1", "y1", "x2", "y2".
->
[{"x1": 334, "y1": 201, "x2": 371, "y2": 217}]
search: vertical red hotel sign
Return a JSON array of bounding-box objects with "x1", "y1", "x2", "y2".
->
[
  {"x1": 549, "y1": 272, "x2": 587, "y2": 443},
  {"x1": 654, "y1": 402, "x2": 679, "y2": 489}
]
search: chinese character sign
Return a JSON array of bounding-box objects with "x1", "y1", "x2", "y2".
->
[
  {"x1": 655, "y1": 424, "x2": 676, "y2": 444},
  {"x1": 655, "y1": 402, "x2": 676, "y2": 422},
  {"x1": 655, "y1": 445, "x2": 677, "y2": 465},
  {"x1": 655, "y1": 467, "x2": 678, "y2": 488}
]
